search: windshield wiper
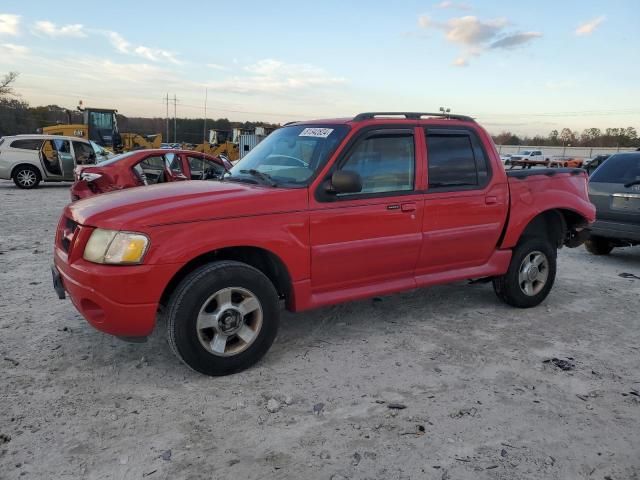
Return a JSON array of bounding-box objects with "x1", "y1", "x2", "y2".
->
[
  {"x1": 239, "y1": 169, "x2": 278, "y2": 187},
  {"x1": 623, "y1": 179, "x2": 640, "y2": 188}
]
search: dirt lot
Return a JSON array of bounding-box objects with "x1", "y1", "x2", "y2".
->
[{"x1": 0, "y1": 180, "x2": 639, "y2": 480}]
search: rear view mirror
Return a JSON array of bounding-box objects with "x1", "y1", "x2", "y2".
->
[{"x1": 327, "y1": 170, "x2": 362, "y2": 194}]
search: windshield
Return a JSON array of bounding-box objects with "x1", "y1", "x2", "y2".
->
[
  {"x1": 590, "y1": 153, "x2": 640, "y2": 184},
  {"x1": 86, "y1": 111, "x2": 117, "y2": 147},
  {"x1": 519, "y1": 151, "x2": 531, "y2": 155},
  {"x1": 228, "y1": 125, "x2": 349, "y2": 186}
]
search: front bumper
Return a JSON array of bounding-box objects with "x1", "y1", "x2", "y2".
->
[
  {"x1": 53, "y1": 243, "x2": 179, "y2": 338},
  {"x1": 589, "y1": 219, "x2": 640, "y2": 243}
]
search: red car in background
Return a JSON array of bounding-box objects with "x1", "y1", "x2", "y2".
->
[{"x1": 71, "y1": 149, "x2": 232, "y2": 200}]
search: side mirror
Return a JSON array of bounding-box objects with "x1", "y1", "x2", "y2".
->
[{"x1": 326, "y1": 170, "x2": 362, "y2": 194}]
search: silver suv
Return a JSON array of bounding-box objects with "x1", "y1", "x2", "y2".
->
[{"x1": 0, "y1": 135, "x2": 111, "y2": 189}]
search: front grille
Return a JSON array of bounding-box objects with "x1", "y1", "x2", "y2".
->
[{"x1": 60, "y1": 217, "x2": 79, "y2": 253}]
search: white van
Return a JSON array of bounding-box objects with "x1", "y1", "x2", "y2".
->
[{"x1": 0, "y1": 134, "x2": 111, "y2": 189}]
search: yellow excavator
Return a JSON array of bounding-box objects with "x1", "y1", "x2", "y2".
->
[
  {"x1": 42, "y1": 104, "x2": 162, "y2": 153},
  {"x1": 191, "y1": 141, "x2": 239, "y2": 161}
]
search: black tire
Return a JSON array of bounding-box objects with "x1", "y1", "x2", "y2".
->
[
  {"x1": 12, "y1": 165, "x2": 41, "y2": 189},
  {"x1": 493, "y1": 238, "x2": 557, "y2": 308},
  {"x1": 584, "y1": 236, "x2": 614, "y2": 255},
  {"x1": 166, "y1": 260, "x2": 279, "y2": 376}
]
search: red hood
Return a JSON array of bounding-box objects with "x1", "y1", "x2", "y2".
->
[{"x1": 66, "y1": 180, "x2": 308, "y2": 231}]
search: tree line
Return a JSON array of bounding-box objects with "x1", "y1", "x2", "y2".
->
[
  {"x1": 493, "y1": 127, "x2": 639, "y2": 147},
  {"x1": 0, "y1": 97, "x2": 277, "y2": 141}
]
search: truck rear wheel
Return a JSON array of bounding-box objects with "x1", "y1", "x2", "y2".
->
[
  {"x1": 166, "y1": 261, "x2": 280, "y2": 376},
  {"x1": 584, "y1": 236, "x2": 613, "y2": 255},
  {"x1": 493, "y1": 238, "x2": 557, "y2": 308}
]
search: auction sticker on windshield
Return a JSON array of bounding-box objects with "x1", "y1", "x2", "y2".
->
[{"x1": 299, "y1": 128, "x2": 334, "y2": 138}]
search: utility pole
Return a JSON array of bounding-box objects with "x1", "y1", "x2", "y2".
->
[
  {"x1": 165, "y1": 93, "x2": 169, "y2": 144},
  {"x1": 203, "y1": 88, "x2": 208, "y2": 145},
  {"x1": 173, "y1": 94, "x2": 177, "y2": 144}
]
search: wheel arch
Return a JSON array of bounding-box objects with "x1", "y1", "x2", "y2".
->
[
  {"x1": 11, "y1": 162, "x2": 43, "y2": 180},
  {"x1": 514, "y1": 208, "x2": 589, "y2": 248},
  {"x1": 159, "y1": 246, "x2": 294, "y2": 310}
]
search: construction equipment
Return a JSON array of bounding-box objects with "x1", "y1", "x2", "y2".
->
[
  {"x1": 121, "y1": 133, "x2": 163, "y2": 151},
  {"x1": 189, "y1": 129, "x2": 239, "y2": 161},
  {"x1": 42, "y1": 104, "x2": 123, "y2": 151},
  {"x1": 41, "y1": 102, "x2": 163, "y2": 153},
  {"x1": 191, "y1": 141, "x2": 239, "y2": 161}
]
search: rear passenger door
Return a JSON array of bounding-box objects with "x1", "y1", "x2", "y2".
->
[
  {"x1": 416, "y1": 127, "x2": 508, "y2": 278},
  {"x1": 309, "y1": 128, "x2": 424, "y2": 294}
]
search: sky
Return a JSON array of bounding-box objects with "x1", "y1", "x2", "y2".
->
[{"x1": 0, "y1": 0, "x2": 638, "y2": 136}]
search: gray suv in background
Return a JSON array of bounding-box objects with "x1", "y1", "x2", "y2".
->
[
  {"x1": 0, "y1": 135, "x2": 111, "y2": 189},
  {"x1": 586, "y1": 152, "x2": 640, "y2": 255}
]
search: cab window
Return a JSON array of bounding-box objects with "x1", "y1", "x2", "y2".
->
[
  {"x1": 426, "y1": 129, "x2": 490, "y2": 190},
  {"x1": 188, "y1": 156, "x2": 225, "y2": 180},
  {"x1": 165, "y1": 153, "x2": 184, "y2": 174},
  {"x1": 336, "y1": 131, "x2": 415, "y2": 196},
  {"x1": 136, "y1": 155, "x2": 168, "y2": 185},
  {"x1": 10, "y1": 139, "x2": 43, "y2": 150}
]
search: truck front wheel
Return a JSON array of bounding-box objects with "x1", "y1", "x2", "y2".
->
[
  {"x1": 493, "y1": 238, "x2": 557, "y2": 308},
  {"x1": 166, "y1": 261, "x2": 280, "y2": 376}
]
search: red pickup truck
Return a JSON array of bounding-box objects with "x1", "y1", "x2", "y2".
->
[{"x1": 52, "y1": 112, "x2": 595, "y2": 376}]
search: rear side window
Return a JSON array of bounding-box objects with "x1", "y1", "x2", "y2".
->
[
  {"x1": 10, "y1": 139, "x2": 43, "y2": 150},
  {"x1": 426, "y1": 129, "x2": 489, "y2": 189},
  {"x1": 590, "y1": 153, "x2": 640, "y2": 184}
]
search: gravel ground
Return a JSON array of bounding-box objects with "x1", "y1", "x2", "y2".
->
[{"x1": 1, "y1": 180, "x2": 639, "y2": 480}]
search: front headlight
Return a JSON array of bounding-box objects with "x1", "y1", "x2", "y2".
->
[{"x1": 83, "y1": 228, "x2": 150, "y2": 265}]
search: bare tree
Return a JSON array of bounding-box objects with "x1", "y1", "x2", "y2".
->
[{"x1": 0, "y1": 72, "x2": 19, "y2": 98}]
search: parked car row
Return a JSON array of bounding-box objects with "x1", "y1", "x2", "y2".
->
[{"x1": 0, "y1": 134, "x2": 232, "y2": 198}]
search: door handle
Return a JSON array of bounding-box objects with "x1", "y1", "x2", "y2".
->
[
  {"x1": 485, "y1": 196, "x2": 498, "y2": 205},
  {"x1": 401, "y1": 202, "x2": 416, "y2": 212}
]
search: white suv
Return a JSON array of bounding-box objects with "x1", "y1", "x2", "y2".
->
[{"x1": 0, "y1": 134, "x2": 111, "y2": 189}]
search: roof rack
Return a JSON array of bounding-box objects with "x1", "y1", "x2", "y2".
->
[{"x1": 353, "y1": 112, "x2": 475, "y2": 122}]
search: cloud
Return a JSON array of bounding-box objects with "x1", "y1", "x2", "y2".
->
[
  {"x1": 106, "y1": 31, "x2": 180, "y2": 64},
  {"x1": 452, "y1": 57, "x2": 468, "y2": 67},
  {"x1": 204, "y1": 58, "x2": 346, "y2": 95},
  {"x1": 490, "y1": 32, "x2": 542, "y2": 49},
  {"x1": 0, "y1": 42, "x2": 29, "y2": 56},
  {"x1": 436, "y1": 1, "x2": 471, "y2": 10},
  {"x1": 418, "y1": 14, "x2": 542, "y2": 65},
  {"x1": 575, "y1": 16, "x2": 605, "y2": 36},
  {"x1": 107, "y1": 31, "x2": 130, "y2": 53},
  {"x1": 134, "y1": 46, "x2": 180, "y2": 64},
  {"x1": 33, "y1": 21, "x2": 86, "y2": 37},
  {"x1": 207, "y1": 63, "x2": 229, "y2": 71},
  {"x1": 0, "y1": 14, "x2": 20, "y2": 36},
  {"x1": 444, "y1": 16, "x2": 508, "y2": 47}
]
